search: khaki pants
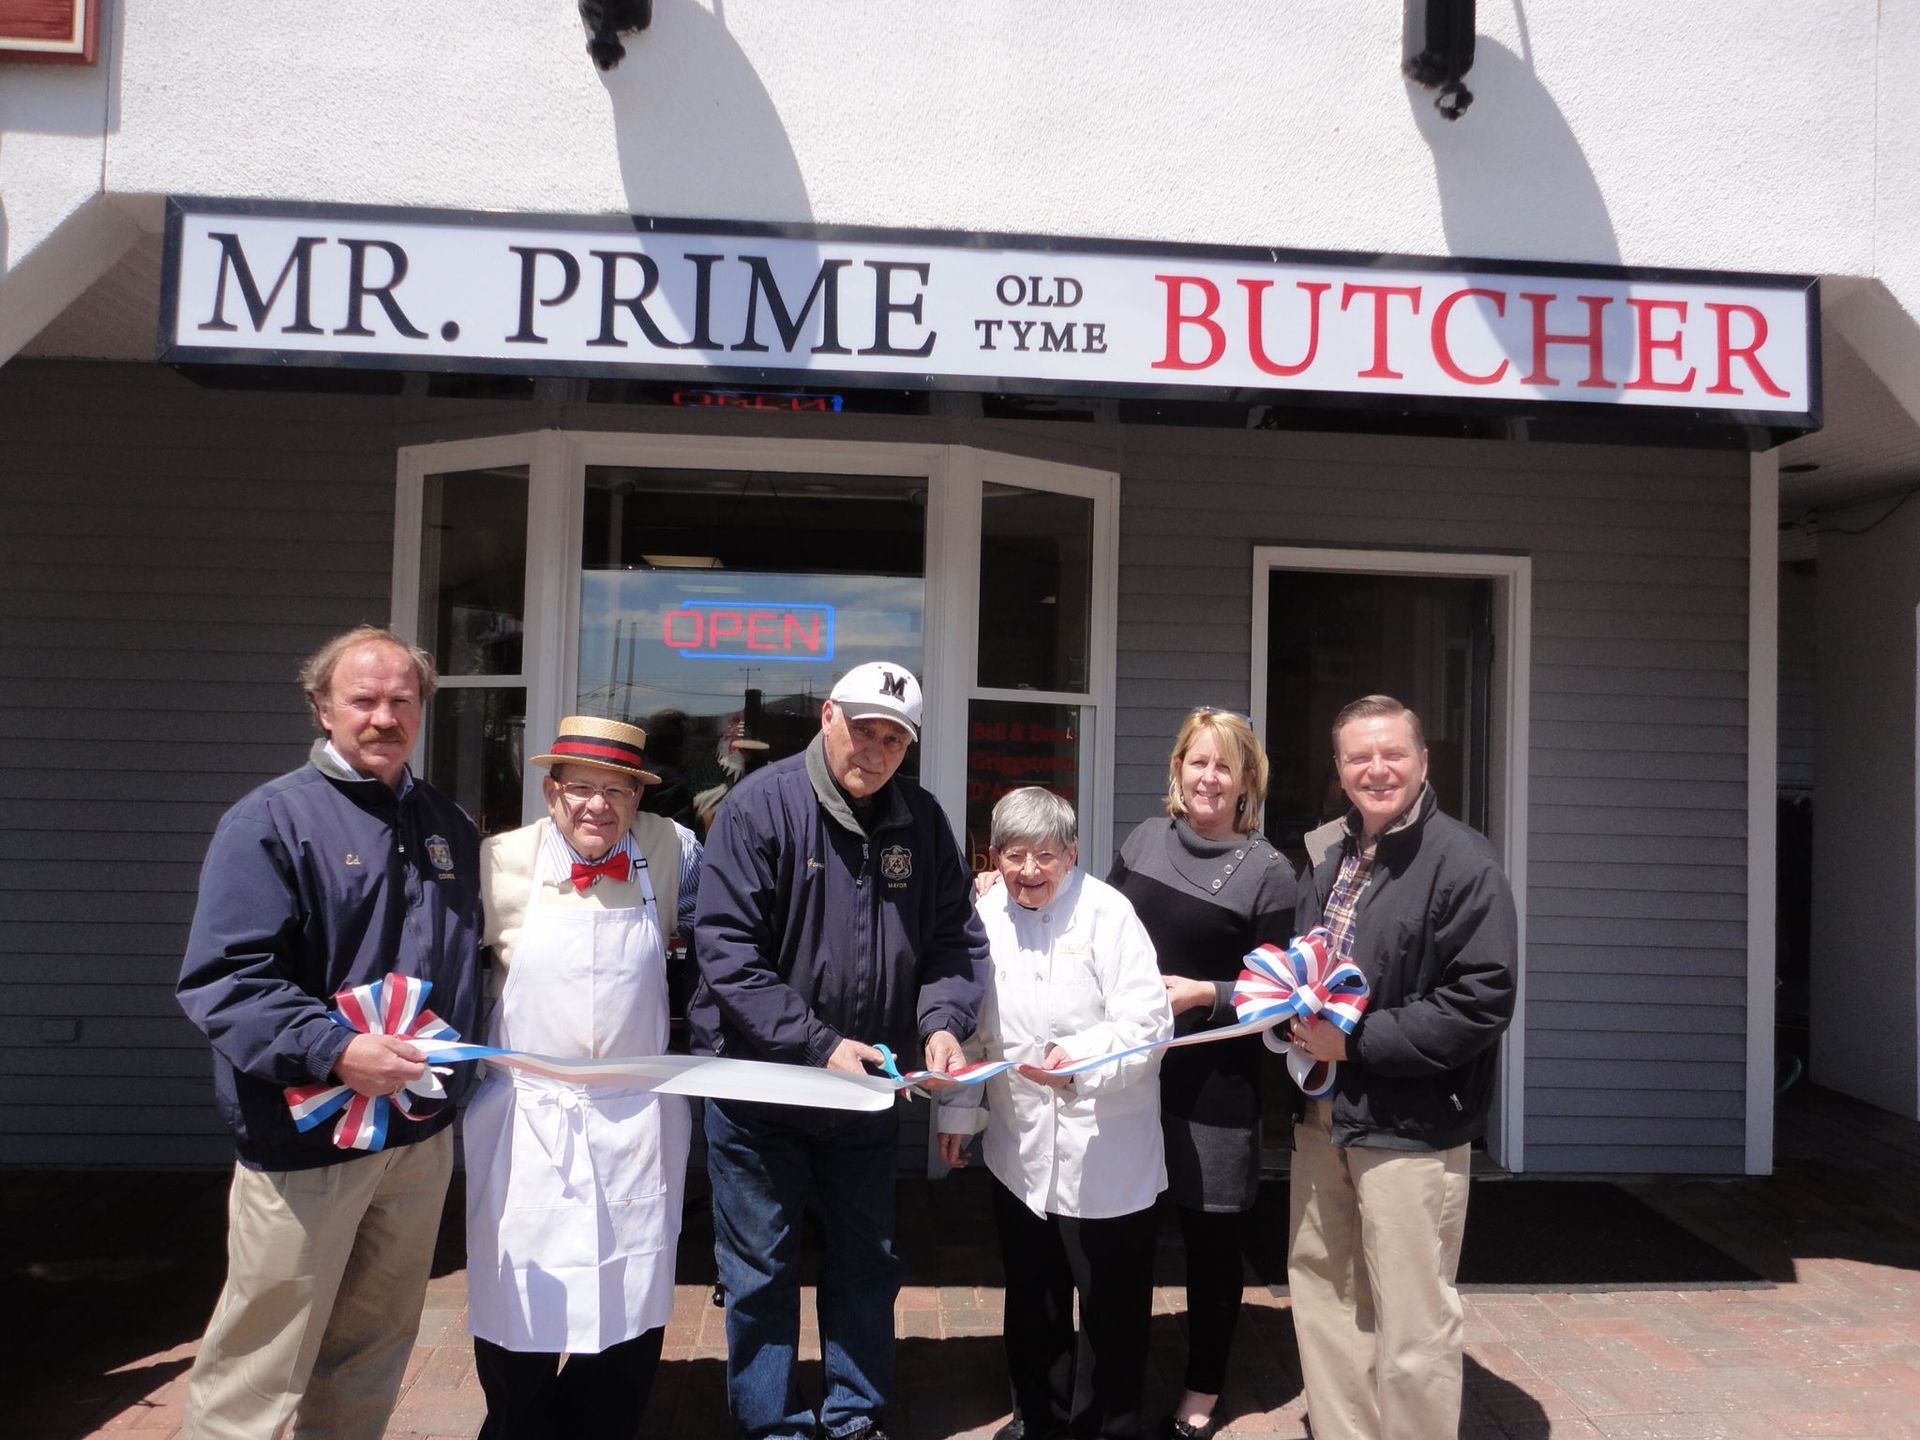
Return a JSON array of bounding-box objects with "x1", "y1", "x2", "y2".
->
[
  {"x1": 184, "y1": 1127, "x2": 453, "y2": 1440},
  {"x1": 1286, "y1": 1099, "x2": 1470, "y2": 1440}
]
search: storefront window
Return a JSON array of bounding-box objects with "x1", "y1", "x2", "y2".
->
[
  {"x1": 977, "y1": 483, "x2": 1092, "y2": 693},
  {"x1": 419, "y1": 467, "x2": 527, "y2": 675},
  {"x1": 963, "y1": 699, "x2": 1081, "y2": 873},
  {"x1": 419, "y1": 465, "x2": 529, "y2": 837},
  {"x1": 578, "y1": 467, "x2": 925, "y2": 835}
]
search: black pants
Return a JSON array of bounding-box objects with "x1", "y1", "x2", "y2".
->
[
  {"x1": 473, "y1": 1327, "x2": 665, "y2": 1440},
  {"x1": 1175, "y1": 1205, "x2": 1246, "y2": 1396},
  {"x1": 991, "y1": 1176, "x2": 1156, "y2": 1440}
]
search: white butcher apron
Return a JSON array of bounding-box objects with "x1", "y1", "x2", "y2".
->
[{"x1": 464, "y1": 852, "x2": 690, "y2": 1353}]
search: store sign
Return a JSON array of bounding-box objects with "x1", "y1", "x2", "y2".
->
[
  {"x1": 0, "y1": 0, "x2": 97, "y2": 62},
  {"x1": 161, "y1": 198, "x2": 1820, "y2": 424}
]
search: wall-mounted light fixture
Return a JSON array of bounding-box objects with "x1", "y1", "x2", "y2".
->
[
  {"x1": 579, "y1": 0, "x2": 652, "y2": 70},
  {"x1": 1405, "y1": 0, "x2": 1475, "y2": 120}
]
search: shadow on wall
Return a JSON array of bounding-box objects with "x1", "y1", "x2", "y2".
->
[
  {"x1": 597, "y1": 0, "x2": 813, "y2": 225},
  {"x1": 1405, "y1": 9, "x2": 1631, "y2": 383}
]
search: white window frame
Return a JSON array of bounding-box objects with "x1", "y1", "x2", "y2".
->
[
  {"x1": 1250, "y1": 544, "x2": 1532, "y2": 1173},
  {"x1": 394, "y1": 432, "x2": 1119, "y2": 858}
]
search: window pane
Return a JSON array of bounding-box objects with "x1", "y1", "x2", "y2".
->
[
  {"x1": 977, "y1": 484, "x2": 1092, "y2": 693},
  {"x1": 579, "y1": 467, "x2": 925, "y2": 835},
  {"x1": 964, "y1": 699, "x2": 1082, "y2": 877},
  {"x1": 419, "y1": 466, "x2": 528, "y2": 676},
  {"x1": 427, "y1": 687, "x2": 526, "y2": 838}
]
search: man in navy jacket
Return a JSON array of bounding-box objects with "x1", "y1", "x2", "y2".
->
[
  {"x1": 177, "y1": 626, "x2": 481, "y2": 1440},
  {"x1": 692, "y1": 660, "x2": 985, "y2": 1440}
]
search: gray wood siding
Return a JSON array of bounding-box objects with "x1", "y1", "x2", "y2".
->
[
  {"x1": 1109, "y1": 428, "x2": 1751, "y2": 1176},
  {"x1": 0, "y1": 360, "x2": 401, "y2": 1166}
]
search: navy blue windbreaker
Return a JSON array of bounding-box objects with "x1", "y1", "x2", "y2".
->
[
  {"x1": 177, "y1": 741, "x2": 483, "y2": 1170},
  {"x1": 688, "y1": 738, "x2": 985, "y2": 1074}
]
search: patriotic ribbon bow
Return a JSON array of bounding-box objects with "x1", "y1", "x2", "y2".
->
[
  {"x1": 285, "y1": 974, "x2": 461, "y2": 1152},
  {"x1": 1231, "y1": 927, "x2": 1370, "y2": 1098}
]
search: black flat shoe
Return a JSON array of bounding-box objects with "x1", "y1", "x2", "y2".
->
[{"x1": 1166, "y1": 1415, "x2": 1220, "y2": 1440}]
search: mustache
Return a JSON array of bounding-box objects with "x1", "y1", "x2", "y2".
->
[{"x1": 356, "y1": 725, "x2": 407, "y2": 744}]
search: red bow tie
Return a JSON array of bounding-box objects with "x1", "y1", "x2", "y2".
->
[{"x1": 569, "y1": 852, "x2": 631, "y2": 893}]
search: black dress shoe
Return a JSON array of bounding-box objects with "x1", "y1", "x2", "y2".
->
[
  {"x1": 1166, "y1": 1415, "x2": 1221, "y2": 1440},
  {"x1": 991, "y1": 1422, "x2": 1025, "y2": 1440}
]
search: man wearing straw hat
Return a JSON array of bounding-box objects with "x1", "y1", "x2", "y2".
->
[
  {"x1": 463, "y1": 714, "x2": 703, "y2": 1440},
  {"x1": 692, "y1": 661, "x2": 986, "y2": 1440},
  {"x1": 177, "y1": 625, "x2": 482, "y2": 1440}
]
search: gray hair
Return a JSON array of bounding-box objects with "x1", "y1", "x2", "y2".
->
[{"x1": 989, "y1": 787, "x2": 1078, "y2": 852}]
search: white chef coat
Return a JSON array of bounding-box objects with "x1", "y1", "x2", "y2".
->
[{"x1": 939, "y1": 869, "x2": 1172, "y2": 1219}]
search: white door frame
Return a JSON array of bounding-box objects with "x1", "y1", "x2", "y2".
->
[
  {"x1": 1250, "y1": 544, "x2": 1532, "y2": 1173},
  {"x1": 394, "y1": 432, "x2": 1119, "y2": 855}
]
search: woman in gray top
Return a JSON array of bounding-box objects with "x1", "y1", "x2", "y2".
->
[{"x1": 1108, "y1": 709, "x2": 1297, "y2": 1440}]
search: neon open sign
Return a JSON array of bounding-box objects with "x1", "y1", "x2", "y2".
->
[{"x1": 661, "y1": 602, "x2": 837, "y2": 663}]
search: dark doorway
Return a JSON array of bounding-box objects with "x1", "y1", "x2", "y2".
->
[{"x1": 1262, "y1": 569, "x2": 1495, "y2": 869}]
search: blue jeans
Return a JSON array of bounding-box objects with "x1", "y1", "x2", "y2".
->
[{"x1": 705, "y1": 1099, "x2": 901, "y2": 1440}]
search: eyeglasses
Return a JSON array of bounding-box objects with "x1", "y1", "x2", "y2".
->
[
  {"x1": 997, "y1": 847, "x2": 1068, "y2": 870},
  {"x1": 558, "y1": 780, "x2": 638, "y2": 806}
]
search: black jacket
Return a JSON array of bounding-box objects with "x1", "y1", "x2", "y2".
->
[
  {"x1": 1295, "y1": 786, "x2": 1516, "y2": 1151},
  {"x1": 689, "y1": 736, "x2": 985, "y2": 1075}
]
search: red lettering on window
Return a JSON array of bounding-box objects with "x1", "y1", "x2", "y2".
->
[
  {"x1": 745, "y1": 612, "x2": 777, "y2": 650},
  {"x1": 783, "y1": 612, "x2": 824, "y2": 653},
  {"x1": 661, "y1": 610, "x2": 703, "y2": 649}
]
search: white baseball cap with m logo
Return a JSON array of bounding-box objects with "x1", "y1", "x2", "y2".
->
[{"x1": 829, "y1": 661, "x2": 923, "y2": 741}]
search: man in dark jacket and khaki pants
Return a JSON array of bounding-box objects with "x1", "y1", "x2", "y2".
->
[
  {"x1": 176, "y1": 626, "x2": 481, "y2": 1440},
  {"x1": 1287, "y1": 694, "x2": 1517, "y2": 1440},
  {"x1": 691, "y1": 660, "x2": 985, "y2": 1440}
]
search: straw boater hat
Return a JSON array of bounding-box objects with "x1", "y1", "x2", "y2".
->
[{"x1": 530, "y1": 716, "x2": 662, "y2": 784}]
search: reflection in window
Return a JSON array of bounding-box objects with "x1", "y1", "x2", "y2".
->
[
  {"x1": 419, "y1": 467, "x2": 528, "y2": 676},
  {"x1": 579, "y1": 468, "x2": 926, "y2": 836},
  {"x1": 428, "y1": 688, "x2": 525, "y2": 838},
  {"x1": 964, "y1": 700, "x2": 1081, "y2": 875},
  {"x1": 978, "y1": 484, "x2": 1092, "y2": 693}
]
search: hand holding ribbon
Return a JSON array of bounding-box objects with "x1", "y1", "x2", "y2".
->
[
  {"x1": 285, "y1": 974, "x2": 460, "y2": 1152},
  {"x1": 1234, "y1": 927, "x2": 1370, "y2": 1097}
]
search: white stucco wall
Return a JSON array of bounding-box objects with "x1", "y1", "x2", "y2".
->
[
  {"x1": 95, "y1": 1, "x2": 1879, "y2": 274},
  {"x1": 1811, "y1": 496, "x2": 1920, "y2": 1117}
]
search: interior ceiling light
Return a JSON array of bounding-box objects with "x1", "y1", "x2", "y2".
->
[{"x1": 641, "y1": 554, "x2": 724, "y2": 569}]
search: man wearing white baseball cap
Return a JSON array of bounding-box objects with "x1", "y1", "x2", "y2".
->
[{"x1": 691, "y1": 659, "x2": 985, "y2": 1440}]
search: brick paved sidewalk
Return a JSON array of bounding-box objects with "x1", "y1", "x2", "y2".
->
[{"x1": 16, "y1": 1085, "x2": 1920, "y2": 1440}]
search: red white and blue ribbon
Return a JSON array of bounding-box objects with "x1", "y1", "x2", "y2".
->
[
  {"x1": 290, "y1": 938, "x2": 1370, "y2": 1149},
  {"x1": 1235, "y1": 927, "x2": 1370, "y2": 1097},
  {"x1": 892, "y1": 927, "x2": 1368, "y2": 1095},
  {"x1": 284, "y1": 975, "x2": 462, "y2": 1151}
]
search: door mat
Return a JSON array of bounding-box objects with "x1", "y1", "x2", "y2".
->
[{"x1": 1243, "y1": 1179, "x2": 1770, "y2": 1292}]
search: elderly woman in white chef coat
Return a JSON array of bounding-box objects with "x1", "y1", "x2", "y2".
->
[
  {"x1": 463, "y1": 716, "x2": 699, "y2": 1440},
  {"x1": 939, "y1": 787, "x2": 1174, "y2": 1440}
]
